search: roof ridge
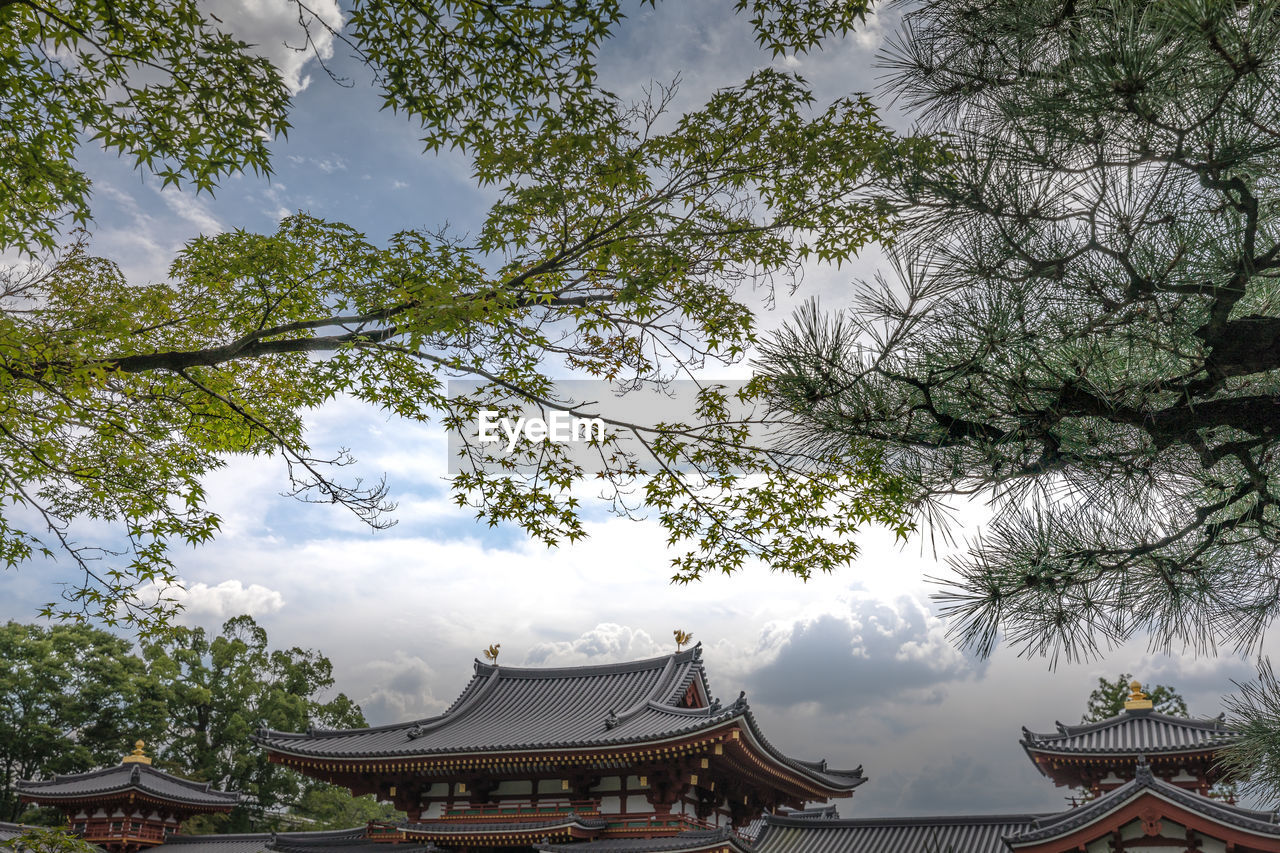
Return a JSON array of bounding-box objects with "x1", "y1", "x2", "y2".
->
[
  {"x1": 1042, "y1": 710, "x2": 1230, "y2": 739},
  {"x1": 474, "y1": 647, "x2": 699, "y2": 680},
  {"x1": 641, "y1": 699, "x2": 726, "y2": 718},
  {"x1": 136, "y1": 765, "x2": 238, "y2": 797},
  {"x1": 16, "y1": 763, "x2": 238, "y2": 802},
  {"x1": 766, "y1": 813, "x2": 1047, "y2": 828},
  {"x1": 611, "y1": 657, "x2": 678, "y2": 726},
  {"x1": 166, "y1": 834, "x2": 275, "y2": 844},
  {"x1": 168, "y1": 827, "x2": 367, "y2": 844}
]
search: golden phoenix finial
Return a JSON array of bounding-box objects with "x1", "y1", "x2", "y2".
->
[
  {"x1": 673, "y1": 629, "x2": 693, "y2": 651},
  {"x1": 483, "y1": 643, "x2": 501, "y2": 664}
]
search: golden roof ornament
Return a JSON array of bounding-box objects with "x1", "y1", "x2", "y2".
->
[
  {"x1": 1124, "y1": 680, "x2": 1154, "y2": 711},
  {"x1": 121, "y1": 739, "x2": 152, "y2": 765}
]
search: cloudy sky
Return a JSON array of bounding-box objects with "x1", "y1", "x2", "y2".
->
[{"x1": 2, "y1": 0, "x2": 1269, "y2": 819}]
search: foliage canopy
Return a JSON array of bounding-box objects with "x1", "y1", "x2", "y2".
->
[
  {"x1": 1081, "y1": 673, "x2": 1187, "y2": 723},
  {"x1": 0, "y1": 0, "x2": 936, "y2": 630},
  {"x1": 0, "y1": 622, "x2": 163, "y2": 821},
  {"x1": 0, "y1": 618, "x2": 372, "y2": 830},
  {"x1": 763, "y1": 0, "x2": 1280, "y2": 662},
  {"x1": 0, "y1": 0, "x2": 292, "y2": 254}
]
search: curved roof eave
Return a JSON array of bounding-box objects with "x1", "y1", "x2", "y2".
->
[{"x1": 1007, "y1": 769, "x2": 1280, "y2": 847}]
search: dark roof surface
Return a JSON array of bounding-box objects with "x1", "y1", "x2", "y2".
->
[
  {"x1": 1008, "y1": 761, "x2": 1280, "y2": 846},
  {"x1": 740, "y1": 805, "x2": 838, "y2": 841},
  {"x1": 256, "y1": 646, "x2": 862, "y2": 793},
  {"x1": 15, "y1": 763, "x2": 239, "y2": 809},
  {"x1": 401, "y1": 816, "x2": 608, "y2": 836},
  {"x1": 755, "y1": 813, "x2": 1043, "y2": 853},
  {"x1": 1021, "y1": 708, "x2": 1238, "y2": 757},
  {"x1": 0, "y1": 823, "x2": 29, "y2": 842},
  {"x1": 536, "y1": 828, "x2": 754, "y2": 853},
  {"x1": 137, "y1": 835, "x2": 277, "y2": 853},
  {"x1": 271, "y1": 830, "x2": 437, "y2": 853},
  {"x1": 158, "y1": 827, "x2": 403, "y2": 853}
]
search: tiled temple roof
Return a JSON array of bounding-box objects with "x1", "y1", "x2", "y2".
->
[
  {"x1": 400, "y1": 815, "x2": 608, "y2": 837},
  {"x1": 1007, "y1": 761, "x2": 1280, "y2": 847},
  {"x1": 1021, "y1": 708, "x2": 1237, "y2": 757},
  {"x1": 255, "y1": 646, "x2": 863, "y2": 793},
  {"x1": 740, "y1": 805, "x2": 837, "y2": 842},
  {"x1": 15, "y1": 763, "x2": 239, "y2": 809},
  {"x1": 158, "y1": 828, "x2": 437, "y2": 853},
  {"x1": 0, "y1": 823, "x2": 33, "y2": 843},
  {"x1": 536, "y1": 828, "x2": 754, "y2": 853},
  {"x1": 754, "y1": 812, "x2": 1043, "y2": 853}
]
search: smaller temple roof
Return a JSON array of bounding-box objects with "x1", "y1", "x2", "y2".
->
[
  {"x1": 1006, "y1": 760, "x2": 1280, "y2": 847},
  {"x1": 16, "y1": 759, "x2": 240, "y2": 810},
  {"x1": 754, "y1": 812, "x2": 1043, "y2": 853},
  {"x1": 536, "y1": 828, "x2": 755, "y2": 853},
  {"x1": 1021, "y1": 709, "x2": 1237, "y2": 757}
]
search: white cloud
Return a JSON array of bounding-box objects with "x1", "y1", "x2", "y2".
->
[
  {"x1": 743, "y1": 593, "x2": 980, "y2": 713},
  {"x1": 206, "y1": 0, "x2": 343, "y2": 94},
  {"x1": 286, "y1": 154, "x2": 348, "y2": 175},
  {"x1": 357, "y1": 651, "x2": 451, "y2": 724},
  {"x1": 140, "y1": 578, "x2": 286, "y2": 625},
  {"x1": 155, "y1": 186, "x2": 224, "y2": 235},
  {"x1": 526, "y1": 623, "x2": 667, "y2": 666},
  {"x1": 852, "y1": 6, "x2": 885, "y2": 51}
]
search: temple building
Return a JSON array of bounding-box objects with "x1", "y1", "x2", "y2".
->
[
  {"x1": 13, "y1": 742, "x2": 239, "y2": 852},
  {"x1": 252, "y1": 645, "x2": 863, "y2": 849},
  {"x1": 7, "y1": 665, "x2": 1280, "y2": 853},
  {"x1": 752, "y1": 682, "x2": 1280, "y2": 853},
  {"x1": 1021, "y1": 682, "x2": 1237, "y2": 798}
]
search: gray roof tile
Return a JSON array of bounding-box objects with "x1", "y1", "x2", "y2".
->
[
  {"x1": 740, "y1": 805, "x2": 837, "y2": 841},
  {"x1": 270, "y1": 830, "x2": 437, "y2": 853},
  {"x1": 1021, "y1": 708, "x2": 1237, "y2": 756},
  {"x1": 160, "y1": 824, "x2": 363, "y2": 850},
  {"x1": 755, "y1": 813, "x2": 1043, "y2": 853},
  {"x1": 536, "y1": 828, "x2": 754, "y2": 853},
  {"x1": 16, "y1": 764, "x2": 239, "y2": 809},
  {"x1": 158, "y1": 827, "x2": 378, "y2": 853},
  {"x1": 256, "y1": 647, "x2": 862, "y2": 793},
  {"x1": 401, "y1": 816, "x2": 608, "y2": 836},
  {"x1": 0, "y1": 823, "x2": 30, "y2": 843}
]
